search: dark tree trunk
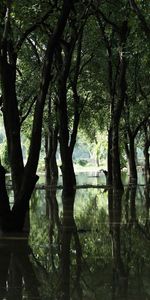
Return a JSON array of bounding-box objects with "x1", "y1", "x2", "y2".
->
[
  {"x1": 57, "y1": 38, "x2": 77, "y2": 197},
  {"x1": 57, "y1": 25, "x2": 85, "y2": 198},
  {"x1": 45, "y1": 126, "x2": 58, "y2": 189},
  {"x1": 0, "y1": 239, "x2": 40, "y2": 299},
  {"x1": 107, "y1": 127, "x2": 113, "y2": 185},
  {"x1": 1, "y1": 59, "x2": 24, "y2": 198},
  {"x1": 127, "y1": 132, "x2": 137, "y2": 184},
  {"x1": 143, "y1": 124, "x2": 150, "y2": 184},
  {"x1": 112, "y1": 115, "x2": 124, "y2": 189},
  {"x1": 0, "y1": 165, "x2": 10, "y2": 218},
  {"x1": 98, "y1": 19, "x2": 128, "y2": 190},
  {"x1": 58, "y1": 82, "x2": 76, "y2": 196}
]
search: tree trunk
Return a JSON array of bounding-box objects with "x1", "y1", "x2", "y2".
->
[
  {"x1": 128, "y1": 134, "x2": 137, "y2": 184},
  {"x1": 107, "y1": 127, "x2": 113, "y2": 185},
  {"x1": 112, "y1": 115, "x2": 124, "y2": 189},
  {"x1": 57, "y1": 57, "x2": 76, "y2": 197},
  {"x1": 0, "y1": 165, "x2": 10, "y2": 218},
  {"x1": 125, "y1": 129, "x2": 137, "y2": 184},
  {"x1": 1, "y1": 59, "x2": 24, "y2": 198},
  {"x1": 45, "y1": 126, "x2": 58, "y2": 188},
  {"x1": 143, "y1": 125, "x2": 150, "y2": 184}
]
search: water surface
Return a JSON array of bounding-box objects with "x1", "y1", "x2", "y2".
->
[{"x1": 0, "y1": 173, "x2": 149, "y2": 299}]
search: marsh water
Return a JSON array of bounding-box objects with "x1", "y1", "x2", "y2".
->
[{"x1": 0, "y1": 172, "x2": 150, "y2": 300}]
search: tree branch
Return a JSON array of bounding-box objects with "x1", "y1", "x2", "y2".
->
[
  {"x1": 129, "y1": 0, "x2": 150, "y2": 38},
  {"x1": 16, "y1": 10, "x2": 53, "y2": 52},
  {"x1": 20, "y1": 96, "x2": 37, "y2": 125},
  {"x1": 94, "y1": 7, "x2": 119, "y2": 32},
  {"x1": 134, "y1": 114, "x2": 150, "y2": 138}
]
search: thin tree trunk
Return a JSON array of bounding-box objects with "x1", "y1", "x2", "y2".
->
[
  {"x1": 112, "y1": 116, "x2": 124, "y2": 189},
  {"x1": 143, "y1": 124, "x2": 150, "y2": 184},
  {"x1": 127, "y1": 132, "x2": 137, "y2": 184},
  {"x1": 107, "y1": 127, "x2": 113, "y2": 185}
]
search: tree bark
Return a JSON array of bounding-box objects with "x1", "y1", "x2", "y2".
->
[
  {"x1": 127, "y1": 132, "x2": 137, "y2": 184},
  {"x1": 1, "y1": 57, "x2": 24, "y2": 198},
  {"x1": 107, "y1": 127, "x2": 113, "y2": 185},
  {"x1": 143, "y1": 124, "x2": 150, "y2": 184},
  {"x1": 57, "y1": 33, "x2": 77, "y2": 197}
]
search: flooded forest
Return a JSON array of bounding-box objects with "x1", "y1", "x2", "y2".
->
[{"x1": 0, "y1": 0, "x2": 150, "y2": 299}]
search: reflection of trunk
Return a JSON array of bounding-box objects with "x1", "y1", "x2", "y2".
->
[
  {"x1": 8, "y1": 254, "x2": 22, "y2": 300},
  {"x1": 112, "y1": 189, "x2": 124, "y2": 272},
  {"x1": 46, "y1": 177, "x2": 61, "y2": 262},
  {"x1": 61, "y1": 224, "x2": 72, "y2": 300},
  {"x1": 60, "y1": 193, "x2": 82, "y2": 300},
  {"x1": 129, "y1": 186, "x2": 137, "y2": 224},
  {"x1": 143, "y1": 124, "x2": 150, "y2": 184},
  {"x1": 108, "y1": 188, "x2": 127, "y2": 297},
  {"x1": 0, "y1": 247, "x2": 10, "y2": 299},
  {"x1": 124, "y1": 186, "x2": 130, "y2": 224},
  {"x1": 44, "y1": 122, "x2": 61, "y2": 257},
  {"x1": 0, "y1": 239, "x2": 40, "y2": 299}
]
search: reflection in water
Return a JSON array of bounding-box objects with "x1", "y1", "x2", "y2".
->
[
  {"x1": 0, "y1": 237, "x2": 40, "y2": 300},
  {"x1": 1, "y1": 183, "x2": 150, "y2": 300},
  {"x1": 59, "y1": 192, "x2": 82, "y2": 300},
  {"x1": 108, "y1": 188, "x2": 128, "y2": 299}
]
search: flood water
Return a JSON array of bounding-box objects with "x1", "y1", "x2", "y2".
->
[{"x1": 0, "y1": 172, "x2": 150, "y2": 299}]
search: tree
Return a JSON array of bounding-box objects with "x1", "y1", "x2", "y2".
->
[{"x1": 0, "y1": 0, "x2": 73, "y2": 231}]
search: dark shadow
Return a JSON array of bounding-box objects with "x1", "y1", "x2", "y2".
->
[
  {"x1": 144, "y1": 184, "x2": 150, "y2": 227},
  {"x1": 0, "y1": 237, "x2": 41, "y2": 300}
]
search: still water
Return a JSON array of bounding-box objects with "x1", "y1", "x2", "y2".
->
[{"x1": 0, "y1": 173, "x2": 150, "y2": 300}]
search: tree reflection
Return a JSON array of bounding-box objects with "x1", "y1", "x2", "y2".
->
[
  {"x1": 46, "y1": 177, "x2": 62, "y2": 267},
  {"x1": 59, "y1": 191, "x2": 82, "y2": 300},
  {"x1": 0, "y1": 238, "x2": 40, "y2": 300},
  {"x1": 12, "y1": 184, "x2": 150, "y2": 300},
  {"x1": 108, "y1": 188, "x2": 128, "y2": 299}
]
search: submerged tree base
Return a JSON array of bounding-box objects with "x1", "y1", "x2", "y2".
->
[{"x1": 0, "y1": 164, "x2": 36, "y2": 233}]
